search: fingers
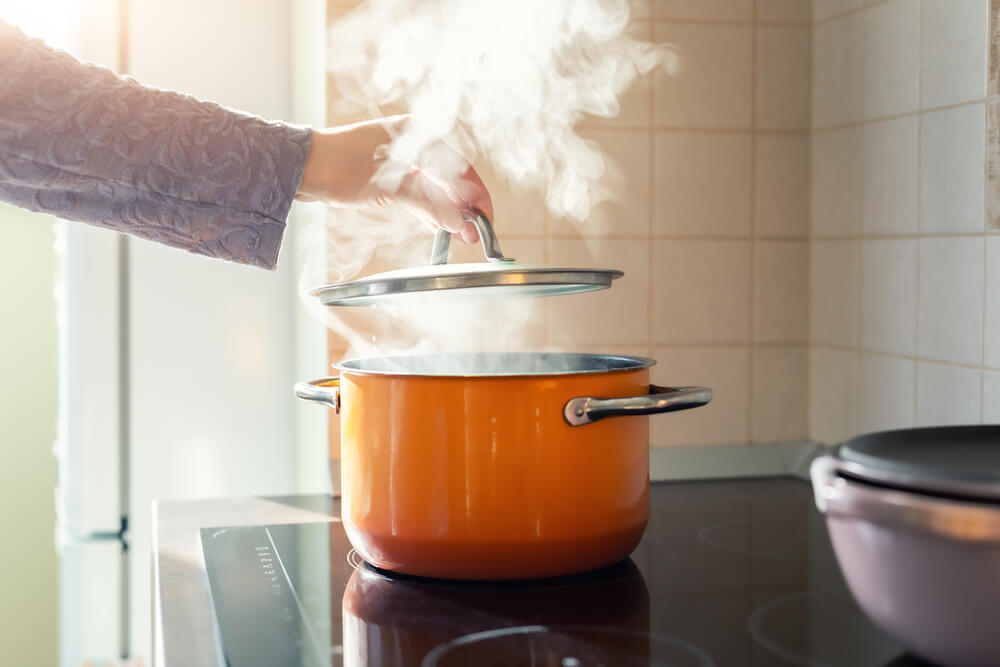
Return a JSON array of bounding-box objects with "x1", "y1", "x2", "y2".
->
[
  {"x1": 408, "y1": 143, "x2": 494, "y2": 244},
  {"x1": 396, "y1": 169, "x2": 467, "y2": 236}
]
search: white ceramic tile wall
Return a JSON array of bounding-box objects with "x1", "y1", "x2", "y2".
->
[
  {"x1": 860, "y1": 239, "x2": 917, "y2": 356},
  {"x1": 576, "y1": 2, "x2": 809, "y2": 446},
  {"x1": 916, "y1": 362, "x2": 983, "y2": 426},
  {"x1": 811, "y1": 127, "x2": 862, "y2": 236},
  {"x1": 919, "y1": 104, "x2": 987, "y2": 234},
  {"x1": 917, "y1": 237, "x2": 985, "y2": 366},
  {"x1": 861, "y1": 116, "x2": 918, "y2": 235},
  {"x1": 809, "y1": 0, "x2": 996, "y2": 444},
  {"x1": 858, "y1": 354, "x2": 916, "y2": 433},
  {"x1": 921, "y1": 0, "x2": 989, "y2": 109},
  {"x1": 863, "y1": 0, "x2": 920, "y2": 120}
]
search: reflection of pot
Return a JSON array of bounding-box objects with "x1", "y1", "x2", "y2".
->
[
  {"x1": 340, "y1": 559, "x2": 650, "y2": 667},
  {"x1": 297, "y1": 353, "x2": 710, "y2": 579}
]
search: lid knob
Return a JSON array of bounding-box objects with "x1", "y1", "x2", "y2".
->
[{"x1": 429, "y1": 211, "x2": 516, "y2": 265}]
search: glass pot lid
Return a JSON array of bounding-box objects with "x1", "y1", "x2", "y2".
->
[{"x1": 311, "y1": 211, "x2": 623, "y2": 307}]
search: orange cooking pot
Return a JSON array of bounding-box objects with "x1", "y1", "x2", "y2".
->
[{"x1": 295, "y1": 352, "x2": 710, "y2": 579}]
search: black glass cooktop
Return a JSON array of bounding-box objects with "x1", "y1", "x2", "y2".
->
[{"x1": 202, "y1": 478, "x2": 935, "y2": 667}]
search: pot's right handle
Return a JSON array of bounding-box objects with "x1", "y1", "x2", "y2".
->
[
  {"x1": 294, "y1": 377, "x2": 341, "y2": 413},
  {"x1": 564, "y1": 385, "x2": 712, "y2": 426}
]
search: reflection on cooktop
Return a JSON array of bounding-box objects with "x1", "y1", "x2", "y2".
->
[{"x1": 202, "y1": 478, "x2": 930, "y2": 667}]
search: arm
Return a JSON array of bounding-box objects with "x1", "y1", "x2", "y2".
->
[
  {"x1": 0, "y1": 20, "x2": 310, "y2": 269},
  {"x1": 0, "y1": 22, "x2": 493, "y2": 268}
]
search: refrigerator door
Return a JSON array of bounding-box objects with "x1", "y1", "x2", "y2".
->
[
  {"x1": 59, "y1": 537, "x2": 124, "y2": 667},
  {"x1": 54, "y1": 222, "x2": 124, "y2": 537}
]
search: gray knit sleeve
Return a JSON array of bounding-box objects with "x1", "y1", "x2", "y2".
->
[{"x1": 0, "y1": 21, "x2": 312, "y2": 269}]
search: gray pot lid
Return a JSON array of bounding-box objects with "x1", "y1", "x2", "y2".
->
[
  {"x1": 837, "y1": 425, "x2": 1000, "y2": 503},
  {"x1": 312, "y1": 212, "x2": 623, "y2": 307}
]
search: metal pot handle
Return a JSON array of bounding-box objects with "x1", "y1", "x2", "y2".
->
[
  {"x1": 810, "y1": 455, "x2": 1000, "y2": 542},
  {"x1": 294, "y1": 377, "x2": 341, "y2": 413},
  {"x1": 429, "y1": 211, "x2": 516, "y2": 265},
  {"x1": 563, "y1": 384, "x2": 712, "y2": 426}
]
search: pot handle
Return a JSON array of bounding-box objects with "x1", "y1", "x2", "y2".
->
[
  {"x1": 294, "y1": 377, "x2": 341, "y2": 414},
  {"x1": 563, "y1": 384, "x2": 712, "y2": 426}
]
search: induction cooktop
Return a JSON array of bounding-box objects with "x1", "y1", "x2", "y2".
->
[{"x1": 201, "y1": 478, "x2": 935, "y2": 666}]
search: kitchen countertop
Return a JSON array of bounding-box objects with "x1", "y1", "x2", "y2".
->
[
  {"x1": 154, "y1": 477, "x2": 931, "y2": 667},
  {"x1": 153, "y1": 494, "x2": 338, "y2": 666}
]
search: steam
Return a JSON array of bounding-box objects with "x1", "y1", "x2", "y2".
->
[
  {"x1": 327, "y1": 0, "x2": 675, "y2": 221},
  {"x1": 304, "y1": 0, "x2": 674, "y2": 365}
]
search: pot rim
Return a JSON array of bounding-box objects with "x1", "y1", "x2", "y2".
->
[{"x1": 333, "y1": 352, "x2": 657, "y2": 378}]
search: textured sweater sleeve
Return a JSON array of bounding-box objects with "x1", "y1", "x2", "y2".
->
[{"x1": 0, "y1": 21, "x2": 312, "y2": 269}]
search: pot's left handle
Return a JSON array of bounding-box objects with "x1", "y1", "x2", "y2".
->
[
  {"x1": 564, "y1": 385, "x2": 712, "y2": 426},
  {"x1": 294, "y1": 377, "x2": 341, "y2": 414}
]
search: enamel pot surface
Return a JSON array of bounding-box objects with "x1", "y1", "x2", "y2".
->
[{"x1": 296, "y1": 353, "x2": 711, "y2": 579}]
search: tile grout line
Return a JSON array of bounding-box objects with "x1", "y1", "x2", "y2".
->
[
  {"x1": 647, "y1": 15, "x2": 656, "y2": 400},
  {"x1": 748, "y1": 0, "x2": 758, "y2": 444},
  {"x1": 649, "y1": 17, "x2": 812, "y2": 27},
  {"x1": 806, "y1": 7, "x2": 815, "y2": 442},
  {"x1": 814, "y1": 0, "x2": 894, "y2": 28},
  {"x1": 811, "y1": 342, "x2": 999, "y2": 372},
  {"x1": 982, "y1": 97, "x2": 990, "y2": 422},
  {"x1": 575, "y1": 125, "x2": 810, "y2": 135},
  {"x1": 813, "y1": 97, "x2": 989, "y2": 134},
  {"x1": 852, "y1": 1, "x2": 870, "y2": 437},
  {"x1": 914, "y1": 0, "x2": 924, "y2": 425},
  {"x1": 981, "y1": 0, "x2": 993, "y2": 423}
]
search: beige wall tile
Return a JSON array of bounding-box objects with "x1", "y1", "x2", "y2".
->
[
  {"x1": 918, "y1": 237, "x2": 985, "y2": 366},
  {"x1": 651, "y1": 346, "x2": 750, "y2": 446},
  {"x1": 862, "y1": 116, "x2": 918, "y2": 235},
  {"x1": 654, "y1": 0, "x2": 752, "y2": 20},
  {"x1": 860, "y1": 239, "x2": 917, "y2": 356},
  {"x1": 752, "y1": 345, "x2": 808, "y2": 442},
  {"x1": 586, "y1": 21, "x2": 652, "y2": 128},
  {"x1": 814, "y1": 0, "x2": 868, "y2": 22},
  {"x1": 984, "y1": 236, "x2": 1000, "y2": 368},
  {"x1": 557, "y1": 344, "x2": 651, "y2": 357},
  {"x1": 631, "y1": 0, "x2": 652, "y2": 20},
  {"x1": 476, "y1": 164, "x2": 547, "y2": 238},
  {"x1": 653, "y1": 132, "x2": 752, "y2": 237},
  {"x1": 810, "y1": 347, "x2": 859, "y2": 444},
  {"x1": 811, "y1": 127, "x2": 862, "y2": 237},
  {"x1": 548, "y1": 240, "x2": 650, "y2": 346},
  {"x1": 858, "y1": 354, "x2": 916, "y2": 433},
  {"x1": 653, "y1": 23, "x2": 753, "y2": 128},
  {"x1": 756, "y1": 134, "x2": 809, "y2": 237},
  {"x1": 653, "y1": 240, "x2": 751, "y2": 343},
  {"x1": 813, "y1": 13, "x2": 864, "y2": 127},
  {"x1": 863, "y1": 0, "x2": 920, "y2": 119},
  {"x1": 810, "y1": 240, "x2": 860, "y2": 347},
  {"x1": 757, "y1": 0, "x2": 812, "y2": 23},
  {"x1": 920, "y1": 103, "x2": 987, "y2": 234},
  {"x1": 921, "y1": 0, "x2": 989, "y2": 109},
  {"x1": 988, "y1": 99, "x2": 1000, "y2": 229},
  {"x1": 756, "y1": 26, "x2": 811, "y2": 130},
  {"x1": 550, "y1": 128, "x2": 651, "y2": 237},
  {"x1": 916, "y1": 361, "x2": 982, "y2": 426},
  {"x1": 984, "y1": 370, "x2": 1000, "y2": 421},
  {"x1": 755, "y1": 241, "x2": 809, "y2": 342}
]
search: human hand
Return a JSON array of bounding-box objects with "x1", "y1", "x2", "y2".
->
[{"x1": 295, "y1": 115, "x2": 493, "y2": 243}]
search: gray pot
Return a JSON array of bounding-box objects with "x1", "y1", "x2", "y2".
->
[{"x1": 811, "y1": 427, "x2": 1000, "y2": 667}]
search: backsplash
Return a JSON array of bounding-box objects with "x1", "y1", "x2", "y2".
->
[
  {"x1": 810, "y1": 0, "x2": 996, "y2": 444},
  {"x1": 323, "y1": 0, "x2": 813, "y2": 452}
]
